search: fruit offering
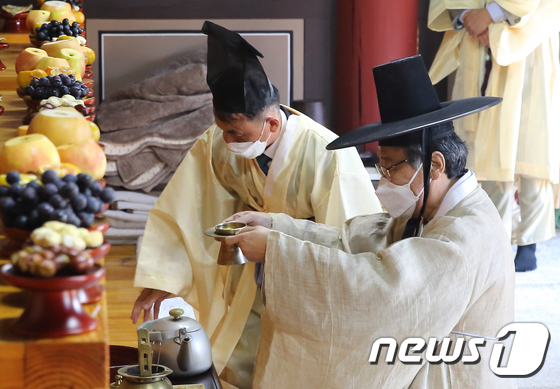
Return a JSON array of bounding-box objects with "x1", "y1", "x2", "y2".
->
[
  {"x1": 17, "y1": 69, "x2": 48, "y2": 88},
  {"x1": 0, "y1": 173, "x2": 40, "y2": 186},
  {"x1": 0, "y1": 134, "x2": 61, "y2": 175},
  {"x1": 0, "y1": 170, "x2": 115, "y2": 230},
  {"x1": 11, "y1": 244, "x2": 95, "y2": 278},
  {"x1": 24, "y1": 74, "x2": 88, "y2": 100},
  {"x1": 34, "y1": 19, "x2": 83, "y2": 41},
  {"x1": 32, "y1": 221, "x2": 104, "y2": 249},
  {"x1": 40, "y1": 95, "x2": 85, "y2": 109}
]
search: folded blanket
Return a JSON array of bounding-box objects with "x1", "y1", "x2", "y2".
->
[
  {"x1": 105, "y1": 169, "x2": 175, "y2": 193},
  {"x1": 100, "y1": 104, "x2": 213, "y2": 160},
  {"x1": 98, "y1": 49, "x2": 210, "y2": 134},
  {"x1": 98, "y1": 90, "x2": 212, "y2": 133},
  {"x1": 102, "y1": 50, "x2": 208, "y2": 103},
  {"x1": 105, "y1": 227, "x2": 145, "y2": 238},
  {"x1": 105, "y1": 210, "x2": 149, "y2": 229},
  {"x1": 116, "y1": 148, "x2": 187, "y2": 184},
  {"x1": 112, "y1": 191, "x2": 158, "y2": 205},
  {"x1": 111, "y1": 201, "x2": 154, "y2": 212}
]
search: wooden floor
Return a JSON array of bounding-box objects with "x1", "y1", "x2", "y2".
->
[{"x1": 103, "y1": 244, "x2": 142, "y2": 348}]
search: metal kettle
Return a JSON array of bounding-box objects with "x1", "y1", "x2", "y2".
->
[{"x1": 137, "y1": 308, "x2": 213, "y2": 377}]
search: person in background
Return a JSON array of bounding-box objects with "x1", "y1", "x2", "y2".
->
[
  {"x1": 428, "y1": 0, "x2": 560, "y2": 271},
  {"x1": 131, "y1": 21, "x2": 382, "y2": 389}
]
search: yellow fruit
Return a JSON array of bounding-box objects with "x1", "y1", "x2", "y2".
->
[
  {"x1": 57, "y1": 140, "x2": 107, "y2": 181},
  {"x1": 81, "y1": 46, "x2": 95, "y2": 66},
  {"x1": 28, "y1": 108, "x2": 92, "y2": 147},
  {"x1": 19, "y1": 174, "x2": 41, "y2": 185},
  {"x1": 41, "y1": 1, "x2": 72, "y2": 13},
  {"x1": 0, "y1": 134, "x2": 61, "y2": 175},
  {"x1": 49, "y1": 10, "x2": 76, "y2": 23},
  {"x1": 44, "y1": 66, "x2": 80, "y2": 81},
  {"x1": 38, "y1": 162, "x2": 81, "y2": 176},
  {"x1": 89, "y1": 122, "x2": 101, "y2": 142},
  {"x1": 34, "y1": 21, "x2": 48, "y2": 30},
  {"x1": 17, "y1": 69, "x2": 48, "y2": 88},
  {"x1": 0, "y1": 174, "x2": 39, "y2": 186},
  {"x1": 72, "y1": 10, "x2": 85, "y2": 24},
  {"x1": 17, "y1": 125, "x2": 29, "y2": 136},
  {"x1": 56, "y1": 35, "x2": 74, "y2": 41}
]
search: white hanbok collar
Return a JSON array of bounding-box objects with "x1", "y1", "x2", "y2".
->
[{"x1": 418, "y1": 170, "x2": 478, "y2": 236}]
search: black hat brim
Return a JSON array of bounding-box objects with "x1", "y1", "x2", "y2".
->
[{"x1": 327, "y1": 96, "x2": 502, "y2": 150}]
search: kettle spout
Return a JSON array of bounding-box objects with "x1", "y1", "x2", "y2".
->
[{"x1": 177, "y1": 336, "x2": 195, "y2": 372}]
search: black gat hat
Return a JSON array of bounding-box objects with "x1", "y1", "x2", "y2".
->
[{"x1": 327, "y1": 55, "x2": 501, "y2": 238}]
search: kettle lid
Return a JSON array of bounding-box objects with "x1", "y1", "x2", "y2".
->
[{"x1": 139, "y1": 308, "x2": 202, "y2": 333}]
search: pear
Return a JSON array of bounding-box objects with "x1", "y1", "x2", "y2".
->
[{"x1": 56, "y1": 48, "x2": 86, "y2": 78}]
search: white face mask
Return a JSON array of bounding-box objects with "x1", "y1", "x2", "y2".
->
[
  {"x1": 376, "y1": 163, "x2": 424, "y2": 219},
  {"x1": 226, "y1": 116, "x2": 272, "y2": 159}
]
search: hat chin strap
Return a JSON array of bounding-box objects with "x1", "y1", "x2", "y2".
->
[{"x1": 401, "y1": 127, "x2": 432, "y2": 239}]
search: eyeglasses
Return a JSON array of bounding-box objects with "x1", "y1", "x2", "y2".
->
[{"x1": 375, "y1": 159, "x2": 408, "y2": 181}]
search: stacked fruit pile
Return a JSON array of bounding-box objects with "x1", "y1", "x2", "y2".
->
[
  {"x1": 10, "y1": 220, "x2": 106, "y2": 278},
  {"x1": 11, "y1": 244, "x2": 95, "y2": 278},
  {"x1": 0, "y1": 1, "x2": 113, "y2": 267},
  {"x1": 16, "y1": 1, "x2": 95, "y2": 124},
  {"x1": 26, "y1": 1, "x2": 85, "y2": 43}
]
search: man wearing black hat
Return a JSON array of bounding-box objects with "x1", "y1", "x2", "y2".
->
[
  {"x1": 223, "y1": 56, "x2": 516, "y2": 388},
  {"x1": 131, "y1": 21, "x2": 382, "y2": 388}
]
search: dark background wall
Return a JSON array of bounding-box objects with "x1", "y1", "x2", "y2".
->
[
  {"x1": 14, "y1": 0, "x2": 447, "y2": 133},
  {"x1": 83, "y1": 0, "x2": 339, "y2": 128}
]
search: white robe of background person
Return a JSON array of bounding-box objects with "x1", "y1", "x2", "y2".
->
[
  {"x1": 134, "y1": 107, "x2": 382, "y2": 385},
  {"x1": 428, "y1": 0, "x2": 560, "y2": 184},
  {"x1": 253, "y1": 184, "x2": 516, "y2": 388}
]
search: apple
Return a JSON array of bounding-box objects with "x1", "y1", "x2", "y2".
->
[
  {"x1": 0, "y1": 134, "x2": 61, "y2": 174},
  {"x1": 34, "y1": 56, "x2": 70, "y2": 72},
  {"x1": 15, "y1": 48, "x2": 48, "y2": 73},
  {"x1": 26, "y1": 10, "x2": 50, "y2": 31},
  {"x1": 57, "y1": 139, "x2": 107, "y2": 180},
  {"x1": 28, "y1": 108, "x2": 92, "y2": 147},
  {"x1": 41, "y1": 37, "x2": 82, "y2": 57},
  {"x1": 40, "y1": 1, "x2": 72, "y2": 13},
  {"x1": 56, "y1": 48, "x2": 85, "y2": 78},
  {"x1": 49, "y1": 10, "x2": 76, "y2": 23}
]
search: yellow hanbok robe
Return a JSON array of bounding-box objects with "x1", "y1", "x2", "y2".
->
[
  {"x1": 254, "y1": 186, "x2": 516, "y2": 388},
  {"x1": 428, "y1": 0, "x2": 560, "y2": 183},
  {"x1": 134, "y1": 107, "x2": 382, "y2": 384}
]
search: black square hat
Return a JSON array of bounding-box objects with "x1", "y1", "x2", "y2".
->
[{"x1": 201, "y1": 21, "x2": 278, "y2": 115}]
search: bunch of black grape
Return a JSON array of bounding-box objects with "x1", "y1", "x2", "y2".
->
[
  {"x1": 0, "y1": 171, "x2": 115, "y2": 231},
  {"x1": 35, "y1": 19, "x2": 83, "y2": 41},
  {"x1": 24, "y1": 74, "x2": 88, "y2": 100}
]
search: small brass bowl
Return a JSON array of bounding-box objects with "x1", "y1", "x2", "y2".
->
[{"x1": 214, "y1": 222, "x2": 246, "y2": 236}]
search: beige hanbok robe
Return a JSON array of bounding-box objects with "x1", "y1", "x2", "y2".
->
[
  {"x1": 254, "y1": 186, "x2": 516, "y2": 388},
  {"x1": 428, "y1": 0, "x2": 560, "y2": 183},
  {"x1": 134, "y1": 107, "x2": 382, "y2": 384}
]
